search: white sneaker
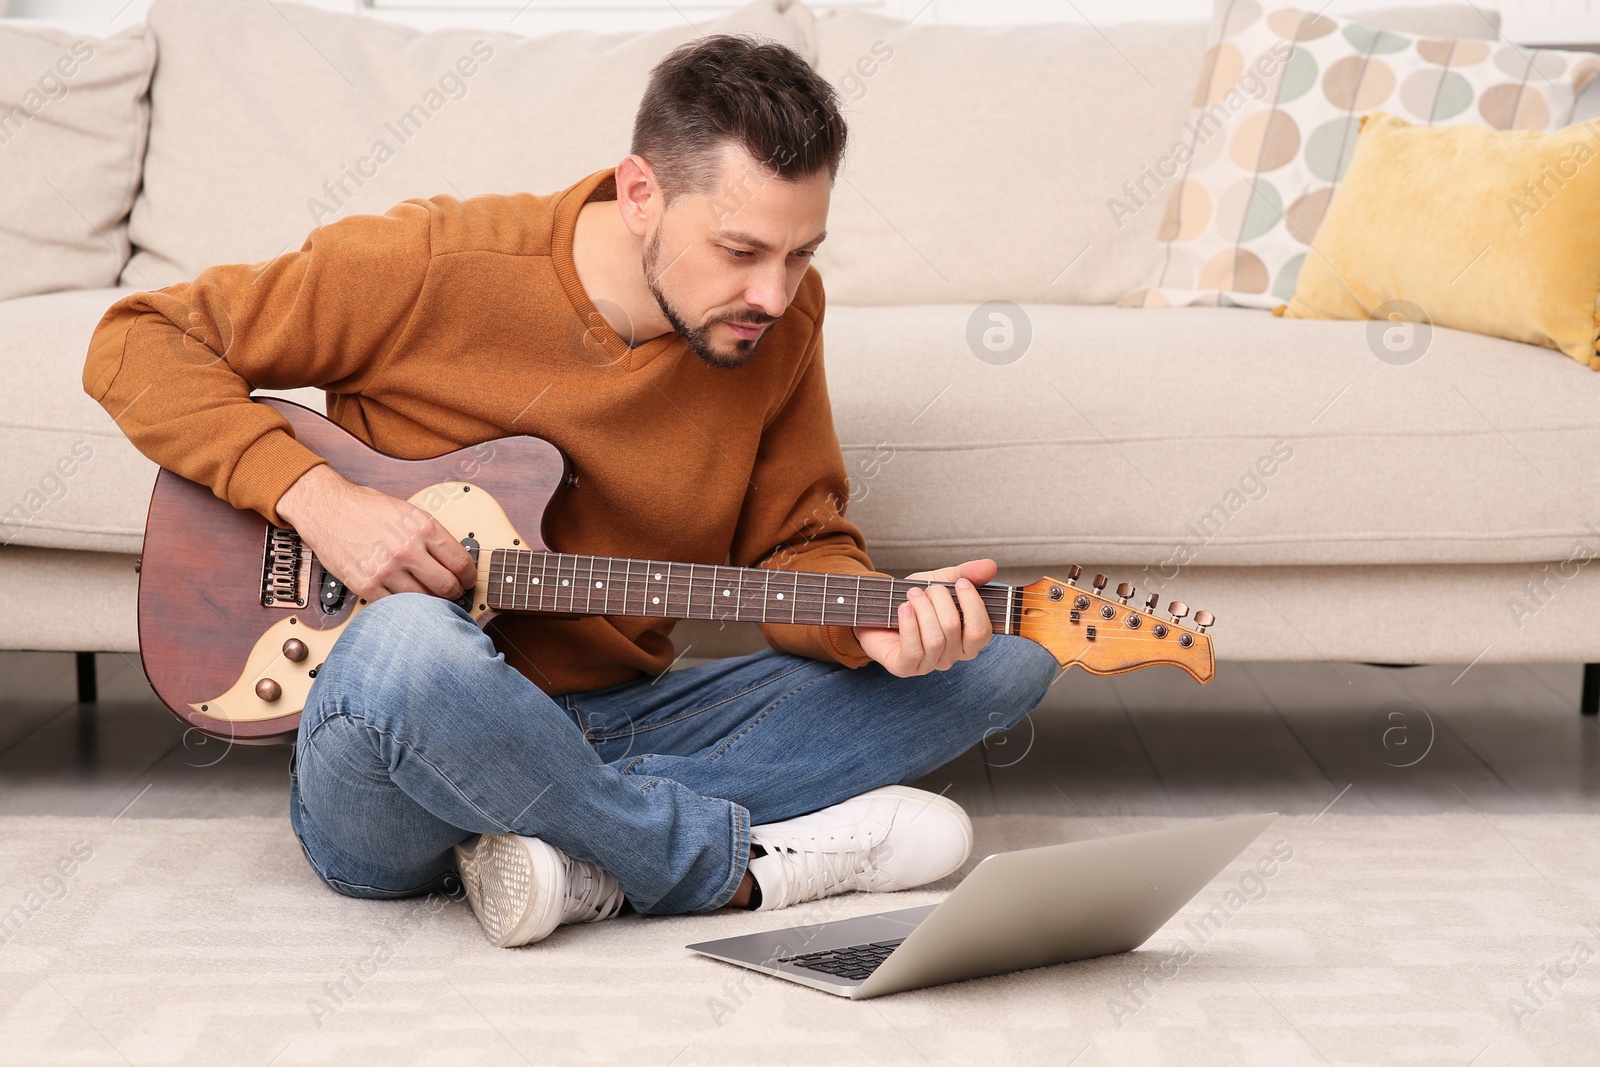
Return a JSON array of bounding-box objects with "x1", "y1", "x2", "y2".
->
[
  {"x1": 747, "y1": 785, "x2": 973, "y2": 912},
  {"x1": 452, "y1": 833, "x2": 625, "y2": 948}
]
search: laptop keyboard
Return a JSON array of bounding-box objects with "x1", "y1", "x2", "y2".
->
[{"x1": 778, "y1": 938, "x2": 906, "y2": 981}]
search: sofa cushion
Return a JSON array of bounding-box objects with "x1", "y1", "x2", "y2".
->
[
  {"x1": 809, "y1": 4, "x2": 1501, "y2": 307},
  {"x1": 0, "y1": 23, "x2": 155, "y2": 302},
  {"x1": 824, "y1": 303, "x2": 1600, "y2": 572},
  {"x1": 0, "y1": 288, "x2": 322, "y2": 555},
  {"x1": 15, "y1": 289, "x2": 1600, "y2": 568},
  {"x1": 1280, "y1": 111, "x2": 1600, "y2": 370},
  {"x1": 122, "y1": 0, "x2": 812, "y2": 288}
]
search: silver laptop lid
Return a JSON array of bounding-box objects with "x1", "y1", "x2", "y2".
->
[{"x1": 853, "y1": 812, "x2": 1280, "y2": 998}]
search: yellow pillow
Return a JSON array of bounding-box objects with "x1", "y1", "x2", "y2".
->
[{"x1": 1277, "y1": 111, "x2": 1600, "y2": 370}]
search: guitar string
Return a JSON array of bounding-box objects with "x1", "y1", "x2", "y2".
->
[
  {"x1": 480, "y1": 567, "x2": 1205, "y2": 629},
  {"x1": 480, "y1": 555, "x2": 1197, "y2": 614}
]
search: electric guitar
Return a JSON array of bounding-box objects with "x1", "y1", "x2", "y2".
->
[{"x1": 136, "y1": 398, "x2": 1216, "y2": 743}]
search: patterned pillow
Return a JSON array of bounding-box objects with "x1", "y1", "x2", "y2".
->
[{"x1": 1118, "y1": 3, "x2": 1600, "y2": 310}]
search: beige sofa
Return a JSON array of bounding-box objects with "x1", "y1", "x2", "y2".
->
[{"x1": 6, "y1": 0, "x2": 1600, "y2": 711}]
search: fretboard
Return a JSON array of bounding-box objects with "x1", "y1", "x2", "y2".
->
[{"x1": 483, "y1": 551, "x2": 1017, "y2": 634}]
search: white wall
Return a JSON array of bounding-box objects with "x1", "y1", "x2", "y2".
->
[{"x1": 3, "y1": 0, "x2": 1597, "y2": 44}]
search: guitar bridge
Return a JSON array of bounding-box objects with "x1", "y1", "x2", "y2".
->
[{"x1": 260, "y1": 524, "x2": 311, "y2": 608}]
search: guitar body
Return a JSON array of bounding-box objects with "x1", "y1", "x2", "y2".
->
[{"x1": 137, "y1": 398, "x2": 567, "y2": 743}]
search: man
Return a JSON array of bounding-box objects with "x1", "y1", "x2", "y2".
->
[{"x1": 84, "y1": 35, "x2": 1059, "y2": 947}]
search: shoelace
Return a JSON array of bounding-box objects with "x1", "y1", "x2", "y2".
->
[
  {"x1": 751, "y1": 830, "x2": 878, "y2": 910},
  {"x1": 560, "y1": 855, "x2": 626, "y2": 925}
]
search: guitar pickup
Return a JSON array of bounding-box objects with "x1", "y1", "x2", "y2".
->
[
  {"x1": 319, "y1": 571, "x2": 348, "y2": 615},
  {"x1": 455, "y1": 536, "x2": 479, "y2": 613}
]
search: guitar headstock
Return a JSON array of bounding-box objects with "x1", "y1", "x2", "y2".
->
[{"x1": 1017, "y1": 567, "x2": 1215, "y2": 684}]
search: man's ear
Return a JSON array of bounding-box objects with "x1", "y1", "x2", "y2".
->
[{"x1": 614, "y1": 154, "x2": 657, "y2": 238}]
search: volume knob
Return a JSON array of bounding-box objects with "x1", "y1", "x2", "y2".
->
[
  {"x1": 282, "y1": 638, "x2": 308, "y2": 663},
  {"x1": 255, "y1": 678, "x2": 282, "y2": 703}
]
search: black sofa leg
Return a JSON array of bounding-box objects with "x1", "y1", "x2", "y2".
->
[
  {"x1": 75, "y1": 651, "x2": 97, "y2": 704},
  {"x1": 1584, "y1": 664, "x2": 1600, "y2": 717}
]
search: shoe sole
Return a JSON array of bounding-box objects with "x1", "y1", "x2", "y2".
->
[
  {"x1": 452, "y1": 833, "x2": 565, "y2": 948},
  {"x1": 857, "y1": 784, "x2": 975, "y2": 883}
]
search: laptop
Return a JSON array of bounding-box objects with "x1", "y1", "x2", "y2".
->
[{"x1": 687, "y1": 812, "x2": 1278, "y2": 1000}]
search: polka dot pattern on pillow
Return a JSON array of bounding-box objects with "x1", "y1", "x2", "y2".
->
[{"x1": 1118, "y1": 1, "x2": 1600, "y2": 310}]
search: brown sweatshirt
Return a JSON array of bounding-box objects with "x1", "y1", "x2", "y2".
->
[{"x1": 83, "y1": 168, "x2": 890, "y2": 695}]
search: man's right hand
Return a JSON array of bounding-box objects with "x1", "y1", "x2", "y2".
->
[{"x1": 275, "y1": 463, "x2": 477, "y2": 602}]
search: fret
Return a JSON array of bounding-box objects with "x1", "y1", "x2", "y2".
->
[
  {"x1": 786, "y1": 571, "x2": 799, "y2": 625},
  {"x1": 761, "y1": 570, "x2": 771, "y2": 622},
  {"x1": 733, "y1": 564, "x2": 743, "y2": 623},
  {"x1": 515, "y1": 548, "x2": 526, "y2": 612},
  {"x1": 600, "y1": 556, "x2": 613, "y2": 615},
  {"x1": 619, "y1": 558, "x2": 632, "y2": 617},
  {"x1": 1004, "y1": 585, "x2": 1015, "y2": 635},
  {"x1": 582, "y1": 556, "x2": 594, "y2": 614},
  {"x1": 854, "y1": 575, "x2": 862, "y2": 629}
]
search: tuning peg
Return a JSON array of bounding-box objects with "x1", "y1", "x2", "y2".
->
[
  {"x1": 1066, "y1": 565, "x2": 1082, "y2": 586},
  {"x1": 1144, "y1": 592, "x2": 1159, "y2": 613},
  {"x1": 1092, "y1": 573, "x2": 1108, "y2": 593},
  {"x1": 1116, "y1": 582, "x2": 1134, "y2": 605},
  {"x1": 1168, "y1": 601, "x2": 1189, "y2": 623},
  {"x1": 1193, "y1": 610, "x2": 1214, "y2": 633}
]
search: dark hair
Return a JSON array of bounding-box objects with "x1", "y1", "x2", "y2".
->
[{"x1": 631, "y1": 35, "x2": 847, "y2": 203}]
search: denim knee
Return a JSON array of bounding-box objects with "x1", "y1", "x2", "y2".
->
[
  {"x1": 311, "y1": 592, "x2": 492, "y2": 728},
  {"x1": 965, "y1": 634, "x2": 1059, "y2": 729}
]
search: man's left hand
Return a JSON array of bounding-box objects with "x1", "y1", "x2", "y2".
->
[{"x1": 854, "y1": 558, "x2": 997, "y2": 678}]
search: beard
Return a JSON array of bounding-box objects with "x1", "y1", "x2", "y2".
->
[{"x1": 643, "y1": 228, "x2": 775, "y2": 370}]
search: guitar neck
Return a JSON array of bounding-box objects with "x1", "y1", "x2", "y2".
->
[{"x1": 483, "y1": 550, "x2": 1019, "y2": 634}]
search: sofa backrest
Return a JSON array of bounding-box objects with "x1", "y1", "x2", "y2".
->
[
  {"x1": 119, "y1": 0, "x2": 812, "y2": 290},
  {"x1": 19, "y1": 0, "x2": 1501, "y2": 305},
  {"x1": 807, "y1": 3, "x2": 1503, "y2": 306}
]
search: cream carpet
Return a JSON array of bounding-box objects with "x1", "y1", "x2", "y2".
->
[{"x1": 0, "y1": 813, "x2": 1596, "y2": 1066}]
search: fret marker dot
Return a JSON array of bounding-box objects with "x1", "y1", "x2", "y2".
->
[
  {"x1": 504, "y1": 576, "x2": 513, "y2": 583},
  {"x1": 837, "y1": 597, "x2": 845, "y2": 604},
  {"x1": 723, "y1": 589, "x2": 731, "y2": 596},
  {"x1": 655, "y1": 573, "x2": 662, "y2": 580},
  {"x1": 595, "y1": 581, "x2": 603, "y2": 588},
  {"x1": 652, "y1": 596, "x2": 660, "y2": 605},
  {"x1": 532, "y1": 578, "x2": 540, "y2": 585},
  {"x1": 776, "y1": 592, "x2": 785, "y2": 600},
  {"x1": 561, "y1": 580, "x2": 569, "y2": 586}
]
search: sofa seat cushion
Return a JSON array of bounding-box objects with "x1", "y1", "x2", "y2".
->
[
  {"x1": 825, "y1": 304, "x2": 1600, "y2": 572},
  {"x1": 0, "y1": 288, "x2": 322, "y2": 554},
  {"x1": 18, "y1": 292, "x2": 1598, "y2": 571}
]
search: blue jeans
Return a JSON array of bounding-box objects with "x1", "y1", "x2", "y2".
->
[{"x1": 288, "y1": 592, "x2": 1059, "y2": 915}]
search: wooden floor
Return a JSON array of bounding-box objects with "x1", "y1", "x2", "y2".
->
[{"x1": 2, "y1": 649, "x2": 1596, "y2": 820}]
